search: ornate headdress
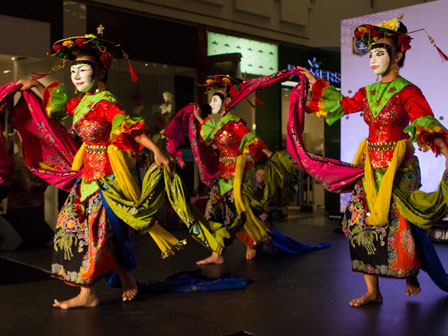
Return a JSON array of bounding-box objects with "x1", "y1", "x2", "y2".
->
[
  {"x1": 354, "y1": 15, "x2": 448, "y2": 61},
  {"x1": 34, "y1": 25, "x2": 138, "y2": 81},
  {"x1": 354, "y1": 15, "x2": 412, "y2": 53},
  {"x1": 202, "y1": 75, "x2": 242, "y2": 99}
]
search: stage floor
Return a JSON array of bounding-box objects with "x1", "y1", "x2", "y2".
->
[{"x1": 1, "y1": 211, "x2": 448, "y2": 336}]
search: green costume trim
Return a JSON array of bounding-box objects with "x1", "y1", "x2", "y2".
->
[
  {"x1": 111, "y1": 114, "x2": 144, "y2": 132},
  {"x1": 322, "y1": 86, "x2": 345, "y2": 126},
  {"x1": 404, "y1": 115, "x2": 448, "y2": 142},
  {"x1": 365, "y1": 77, "x2": 409, "y2": 118},
  {"x1": 73, "y1": 90, "x2": 116, "y2": 125},
  {"x1": 239, "y1": 132, "x2": 256, "y2": 153},
  {"x1": 218, "y1": 177, "x2": 234, "y2": 196},
  {"x1": 200, "y1": 117, "x2": 216, "y2": 142},
  {"x1": 47, "y1": 84, "x2": 69, "y2": 121},
  {"x1": 203, "y1": 114, "x2": 240, "y2": 142},
  {"x1": 80, "y1": 178, "x2": 99, "y2": 202}
]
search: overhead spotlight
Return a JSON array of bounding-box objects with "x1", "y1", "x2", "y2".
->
[
  {"x1": 145, "y1": 63, "x2": 149, "y2": 67},
  {"x1": 10, "y1": 57, "x2": 16, "y2": 61},
  {"x1": 3, "y1": 70, "x2": 11, "y2": 74}
]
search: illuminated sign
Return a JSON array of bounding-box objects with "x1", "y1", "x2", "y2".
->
[
  {"x1": 284, "y1": 59, "x2": 341, "y2": 87},
  {"x1": 207, "y1": 31, "x2": 278, "y2": 76}
]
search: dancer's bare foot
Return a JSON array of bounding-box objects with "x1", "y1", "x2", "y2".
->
[
  {"x1": 349, "y1": 291, "x2": 383, "y2": 307},
  {"x1": 406, "y1": 276, "x2": 421, "y2": 296},
  {"x1": 53, "y1": 286, "x2": 99, "y2": 309},
  {"x1": 196, "y1": 252, "x2": 224, "y2": 265},
  {"x1": 246, "y1": 246, "x2": 257, "y2": 260},
  {"x1": 117, "y1": 269, "x2": 138, "y2": 302},
  {"x1": 349, "y1": 274, "x2": 382, "y2": 307}
]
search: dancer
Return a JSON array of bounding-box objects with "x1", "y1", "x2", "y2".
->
[
  {"x1": 193, "y1": 76, "x2": 272, "y2": 263},
  {"x1": 15, "y1": 31, "x2": 184, "y2": 309},
  {"x1": 295, "y1": 16, "x2": 448, "y2": 306},
  {"x1": 164, "y1": 72, "x2": 329, "y2": 265}
]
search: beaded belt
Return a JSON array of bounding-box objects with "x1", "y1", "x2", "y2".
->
[
  {"x1": 367, "y1": 140, "x2": 397, "y2": 151},
  {"x1": 85, "y1": 144, "x2": 108, "y2": 154},
  {"x1": 219, "y1": 156, "x2": 236, "y2": 164}
]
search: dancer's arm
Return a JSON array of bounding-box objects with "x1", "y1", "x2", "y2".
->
[
  {"x1": 403, "y1": 85, "x2": 448, "y2": 158},
  {"x1": 134, "y1": 133, "x2": 171, "y2": 172}
]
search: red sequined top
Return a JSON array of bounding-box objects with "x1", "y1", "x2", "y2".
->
[
  {"x1": 202, "y1": 115, "x2": 266, "y2": 180},
  {"x1": 308, "y1": 78, "x2": 446, "y2": 169},
  {"x1": 67, "y1": 96, "x2": 145, "y2": 182}
]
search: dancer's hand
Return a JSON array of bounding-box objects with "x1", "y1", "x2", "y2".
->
[
  {"x1": 296, "y1": 66, "x2": 317, "y2": 85},
  {"x1": 154, "y1": 149, "x2": 172, "y2": 173},
  {"x1": 193, "y1": 105, "x2": 204, "y2": 124},
  {"x1": 17, "y1": 78, "x2": 37, "y2": 91},
  {"x1": 16, "y1": 78, "x2": 45, "y2": 94}
]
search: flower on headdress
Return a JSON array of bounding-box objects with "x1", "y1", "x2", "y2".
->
[
  {"x1": 206, "y1": 79, "x2": 215, "y2": 85},
  {"x1": 62, "y1": 40, "x2": 75, "y2": 48},
  {"x1": 75, "y1": 38, "x2": 88, "y2": 48},
  {"x1": 99, "y1": 51, "x2": 113, "y2": 69},
  {"x1": 52, "y1": 44, "x2": 67, "y2": 53},
  {"x1": 222, "y1": 77, "x2": 231, "y2": 83},
  {"x1": 358, "y1": 26, "x2": 369, "y2": 34},
  {"x1": 398, "y1": 34, "x2": 412, "y2": 53},
  {"x1": 378, "y1": 18, "x2": 400, "y2": 32},
  {"x1": 229, "y1": 86, "x2": 239, "y2": 98}
]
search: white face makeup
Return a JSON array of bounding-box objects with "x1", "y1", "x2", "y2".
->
[
  {"x1": 210, "y1": 95, "x2": 223, "y2": 114},
  {"x1": 369, "y1": 48, "x2": 390, "y2": 76},
  {"x1": 71, "y1": 63, "x2": 95, "y2": 93}
]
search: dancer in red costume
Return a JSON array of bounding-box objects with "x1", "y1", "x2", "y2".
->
[{"x1": 296, "y1": 17, "x2": 448, "y2": 306}]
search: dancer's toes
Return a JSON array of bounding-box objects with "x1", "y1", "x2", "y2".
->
[
  {"x1": 196, "y1": 252, "x2": 224, "y2": 265},
  {"x1": 53, "y1": 292, "x2": 99, "y2": 309},
  {"x1": 349, "y1": 292, "x2": 383, "y2": 307},
  {"x1": 122, "y1": 288, "x2": 138, "y2": 302},
  {"x1": 245, "y1": 246, "x2": 256, "y2": 260},
  {"x1": 117, "y1": 270, "x2": 138, "y2": 302},
  {"x1": 406, "y1": 277, "x2": 421, "y2": 296}
]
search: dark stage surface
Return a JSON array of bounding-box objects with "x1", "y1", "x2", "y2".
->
[{"x1": 1, "y1": 211, "x2": 448, "y2": 336}]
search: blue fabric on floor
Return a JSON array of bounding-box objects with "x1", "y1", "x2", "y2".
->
[
  {"x1": 100, "y1": 190, "x2": 137, "y2": 289},
  {"x1": 411, "y1": 224, "x2": 448, "y2": 291},
  {"x1": 267, "y1": 229, "x2": 330, "y2": 254},
  {"x1": 138, "y1": 269, "x2": 250, "y2": 293}
]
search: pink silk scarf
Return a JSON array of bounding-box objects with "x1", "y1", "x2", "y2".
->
[
  {"x1": 286, "y1": 75, "x2": 363, "y2": 193},
  {"x1": 0, "y1": 82, "x2": 80, "y2": 192}
]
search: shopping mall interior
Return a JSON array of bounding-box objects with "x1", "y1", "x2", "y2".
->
[{"x1": 1, "y1": 1, "x2": 448, "y2": 335}]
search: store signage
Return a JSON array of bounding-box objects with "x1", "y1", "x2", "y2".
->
[{"x1": 286, "y1": 59, "x2": 340, "y2": 85}]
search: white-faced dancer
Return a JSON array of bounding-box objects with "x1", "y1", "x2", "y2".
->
[
  {"x1": 70, "y1": 60, "x2": 96, "y2": 93},
  {"x1": 369, "y1": 44, "x2": 391, "y2": 76},
  {"x1": 210, "y1": 93, "x2": 224, "y2": 114}
]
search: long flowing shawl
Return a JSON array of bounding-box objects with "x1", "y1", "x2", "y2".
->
[
  {"x1": 286, "y1": 76, "x2": 364, "y2": 193},
  {"x1": 163, "y1": 103, "x2": 219, "y2": 187},
  {"x1": 0, "y1": 82, "x2": 80, "y2": 191}
]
